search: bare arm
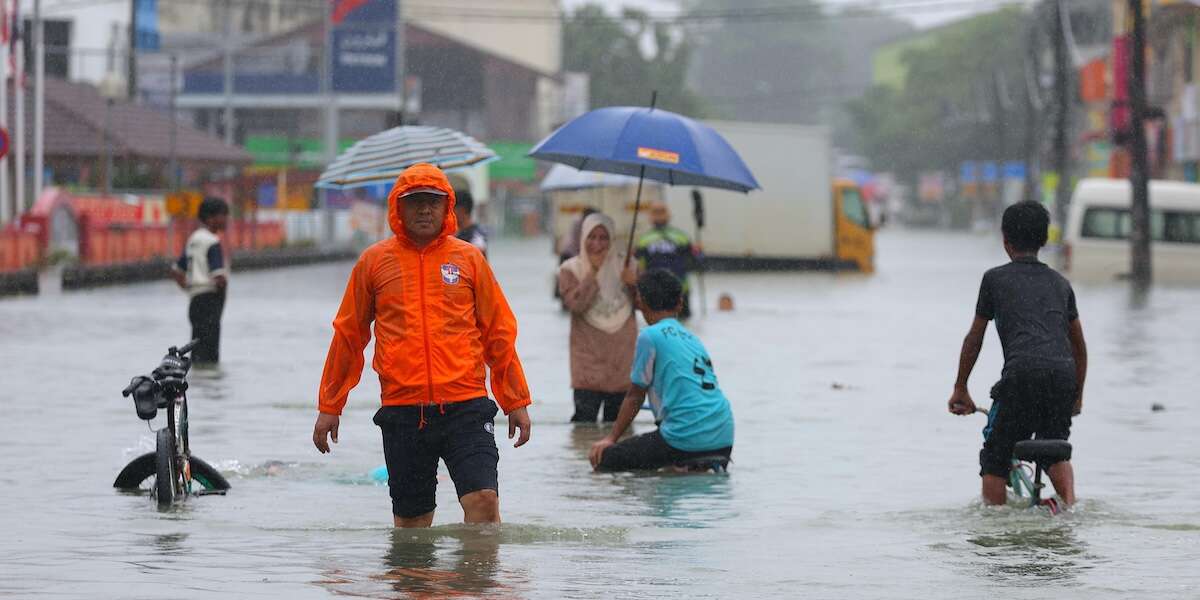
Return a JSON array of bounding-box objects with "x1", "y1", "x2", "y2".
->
[
  {"x1": 1067, "y1": 318, "x2": 1087, "y2": 415},
  {"x1": 949, "y1": 316, "x2": 988, "y2": 415},
  {"x1": 589, "y1": 386, "x2": 647, "y2": 468}
]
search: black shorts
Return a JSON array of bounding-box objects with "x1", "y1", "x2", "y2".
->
[
  {"x1": 597, "y1": 429, "x2": 732, "y2": 472},
  {"x1": 374, "y1": 398, "x2": 500, "y2": 518},
  {"x1": 980, "y1": 369, "x2": 1076, "y2": 478}
]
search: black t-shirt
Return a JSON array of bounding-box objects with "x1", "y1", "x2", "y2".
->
[{"x1": 975, "y1": 256, "x2": 1079, "y2": 377}]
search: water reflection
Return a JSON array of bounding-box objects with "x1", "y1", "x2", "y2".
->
[
  {"x1": 320, "y1": 528, "x2": 516, "y2": 599},
  {"x1": 376, "y1": 528, "x2": 503, "y2": 598},
  {"x1": 964, "y1": 513, "x2": 1088, "y2": 584},
  {"x1": 609, "y1": 472, "x2": 737, "y2": 528}
]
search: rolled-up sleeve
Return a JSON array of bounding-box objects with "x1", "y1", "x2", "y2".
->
[
  {"x1": 474, "y1": 256, "x2": 531, "y2": 414},
  {"x1": 318, "y1": 256, "x2": 375, "y2": 415}
]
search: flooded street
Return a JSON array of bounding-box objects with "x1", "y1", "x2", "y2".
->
[{"x1": 2, "y1": 228, "x2": 1198, "y2": 598}]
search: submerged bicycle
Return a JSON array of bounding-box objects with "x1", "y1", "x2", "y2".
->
[
  {"x1": 976, "y1": 406, "x2": 1071, "y2": 513},
  {"x1": 113, "y1": 340, "x2": 230, "y2": 507}
]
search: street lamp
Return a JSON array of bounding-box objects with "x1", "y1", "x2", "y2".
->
[{"x1": 98, "y1": 74, "x2": 125, "y2": 194}]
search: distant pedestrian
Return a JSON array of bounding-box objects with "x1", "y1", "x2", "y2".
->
[
  {"x1": 948, "y1": 200, "x2": 1088, "y2": 509},
  {"x1": 171, "y1": 197, "x2": 229, "y2": 365},
  {"x1": 558, "y1": 212, "x2": 638, "y2": 422},
  {"x1": 454, "y1": 189, "x2": 488, "y2": 259},
  {"x1": 635, "y1": 201, "x2": 698, "y2": 320}
]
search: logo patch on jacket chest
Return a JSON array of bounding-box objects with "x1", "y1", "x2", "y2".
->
[{"x1": 441, "y1": 263, "x2": 461, "y2": 284}]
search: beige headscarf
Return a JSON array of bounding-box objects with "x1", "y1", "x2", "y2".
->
[{"x1": 560, "y1": 212, "x2": 633, "y2": 334}]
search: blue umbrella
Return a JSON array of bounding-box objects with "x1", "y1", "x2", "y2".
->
[{"x1": 529, "y1": 99, "x2": 759, "y2": 258}]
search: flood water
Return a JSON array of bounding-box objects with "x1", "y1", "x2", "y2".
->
[{"x1": 1, "y1": 229, "x2": 1198, "y2": 598}]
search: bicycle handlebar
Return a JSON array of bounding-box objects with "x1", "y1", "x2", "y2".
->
[{"x1": 174, "y1": 339, "x2": 200, "y2": 357}]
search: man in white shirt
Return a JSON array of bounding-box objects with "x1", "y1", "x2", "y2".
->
[{"x1": 171, "y1": 197, "x2": 229, "y2": 364}]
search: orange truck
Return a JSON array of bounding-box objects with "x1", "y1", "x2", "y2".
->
[{"x1": 664, "y1": 121, "x2": 875, "y2": 272}]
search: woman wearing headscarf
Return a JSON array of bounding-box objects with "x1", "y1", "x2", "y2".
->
[{"x1": 558, "y1": 212, "x2": 638, "y2": 422}]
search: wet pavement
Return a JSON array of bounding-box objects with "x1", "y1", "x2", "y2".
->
[{"x1": 1, "y1": 228, "x2": 1197, "y2": 598}]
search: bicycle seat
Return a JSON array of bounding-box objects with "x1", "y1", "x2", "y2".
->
[
  {"x1": 1013, "y1": 439, "x2": 1072, "y2": 463},
  {"x1": 673, "y1": 455, "x2": 730, "y2": 473}
]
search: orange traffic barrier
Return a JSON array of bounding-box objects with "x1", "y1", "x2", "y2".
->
[{"x1": 0, "y1": 229, "x2": 42, "y2": 272}]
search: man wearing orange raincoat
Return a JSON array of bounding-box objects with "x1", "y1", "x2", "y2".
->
[{"x1": 312, "y1": 163, "x2": 533, "y2": 527}]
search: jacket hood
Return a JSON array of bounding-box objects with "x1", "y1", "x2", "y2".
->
[{"x1": 386, "y1": 163, "x2": 459, "y2": 243}]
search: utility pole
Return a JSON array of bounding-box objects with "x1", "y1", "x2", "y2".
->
[
  {"x1": 222, "y1": 0, "x2": 234, "y2": 147},
  {"x1": 1052, "y1": 0, "x2": 1071, "y2": 243},
  {"x1": 168, "y1": 54, "x2": 178, "y2": 191},
  {"x1": 1128, "y1": 0, "x2": 1151, "y2": 288},
  {"x1": 33, "y1": 0, "x2": 43, "y2": 207},
  {"x1": 127, "y1": 0, "x2": 137, "y2": 100},
  {"x1": 1021, "y1": 20, "x2": 1043, "y2": 205}
]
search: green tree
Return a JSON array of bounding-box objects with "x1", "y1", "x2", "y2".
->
[
  {"x1": 845, "y1": 8, "x2": 1030, "y2": 180},
  {"x1": 563, "y1": 4, "x2": 705, "y2": 116},
  {"x1": 683, "y1": 0, "x2": 911, "y2": 132}
]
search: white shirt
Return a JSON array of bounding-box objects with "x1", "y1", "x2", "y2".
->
[{"x1": 174, "y1": 228, "x2": 228, "y2": 297}]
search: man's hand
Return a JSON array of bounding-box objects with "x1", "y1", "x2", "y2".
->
[
  {"x1": 589, "y1": 436, "x2": 615, "y2": 469},
  {"x1": 214, "y1": 274, "x2": 228, "y2": 291},
  {"x1": 313, "y1": 412, "x2": 340, "y2": 453},
  {"x1": 949, "y1": 386, "x2": 976, "y2": 415},
  {"x1": 1073, "y1": 393, "x2": 1083, "y2": 416},
  {"x1": 170, "y1": 270, "x2": 187, "y2": 290},
  {"x1": 507, "y1": 407, "x2": 531, "y2": 448}
]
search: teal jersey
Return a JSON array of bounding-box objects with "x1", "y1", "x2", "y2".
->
[{"x1": 630, "y1": 318, "x2": 734, "y2": 452}]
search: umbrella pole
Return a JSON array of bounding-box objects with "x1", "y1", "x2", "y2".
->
[
  {"x1": 625, "y1": 165, "x2": 646, "y2": 267},
  {"x1": 696, "y1": 227, "x2": 707, "y2": 317}
]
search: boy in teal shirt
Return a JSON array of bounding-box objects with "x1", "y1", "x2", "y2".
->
[{"x1": 589, "y1": 270, "x2": 734, "y2": 471}]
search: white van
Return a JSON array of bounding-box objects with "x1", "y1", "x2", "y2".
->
[{"x1": 1065, "y1": 178, "x2": 1200, "y2": 284}]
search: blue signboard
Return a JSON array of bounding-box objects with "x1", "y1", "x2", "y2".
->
[
  {"x1": 134, "y1": 0, "x2": 160, "y2": 51},
  {"x1": 331, "y1": 0, "x2": 397, "y2": 93},
  {"x1": 981, "y1": 161, "x2": 999, "y2": 183},
  {"x1": 1003, "y1": 161, "x2": 1026, "y2": 180},
  {"x1": 959, "y1": 161, "x2": 977, "y2": 183},
  {"x1": 332, "y1": 29, "x2": 396, "y2": 93},
  {"x1": 334, "y1": 0, "x2": 397, "y2": 24}
]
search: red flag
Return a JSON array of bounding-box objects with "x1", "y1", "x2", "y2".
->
[
  {"x1": 1, "y1": 0, "x2": 8, "y2": 45},
  {"x1": 330, "y1": 0, "x2": 370, "y2": 24}
]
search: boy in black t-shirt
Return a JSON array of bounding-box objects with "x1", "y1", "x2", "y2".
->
[{"x1": 948, "y1": 201, "x2": 1088, "y2": 506}]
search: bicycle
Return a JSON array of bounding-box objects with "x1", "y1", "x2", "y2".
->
[
  {"x1": 113, "y1": 340, "x2": 230, "y2": 507},
  {"x1": 975, "y1": 406, "x2": 1071, "y2": 513}
]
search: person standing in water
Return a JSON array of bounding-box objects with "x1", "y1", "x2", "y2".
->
[
  {"x1": 948, "y1": 201, "x2": 1087, "y2": 509},
  {"x1": 635, "y1": 201, "x2": 698, "y2": 320},
  {"x1": 171, "y1": 197, "x2": 229, "y2": 365},
  {"x1": 312, "y1": 163, "x2": 533, "y2": 527},
  {"x1": 558, "y1": 212, "x2": 638, "y2": 423}
]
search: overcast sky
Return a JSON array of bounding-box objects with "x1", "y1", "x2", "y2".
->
[{"x1": 558, "y1": 0, "x2": 1004, "y2": 29}]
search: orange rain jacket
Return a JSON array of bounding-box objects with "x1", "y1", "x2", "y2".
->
[{"x1": 317, "y1": 163, "x2": 532, "y2": 419}]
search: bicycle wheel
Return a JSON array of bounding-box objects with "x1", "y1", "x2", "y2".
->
[
  {"x1": 189, "y1": 456, "x2": 232, "y2": 491},
  {"x1": 114, "y1": 453, "x2": 231, "y2": 492},
  {"x1": 155, "y1": 428, "x2": 176, "y2": 507}
]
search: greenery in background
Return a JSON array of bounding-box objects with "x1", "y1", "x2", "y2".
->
[
  {"x1": 844, "y1": 8, "x2": 1029, "y2": 180},
  {"x1": 563, "y1": 4, "x2": 706, "y2": 116},
  {"x1": 683, "y1": 0, "x2": 911, "y2": 147}
]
